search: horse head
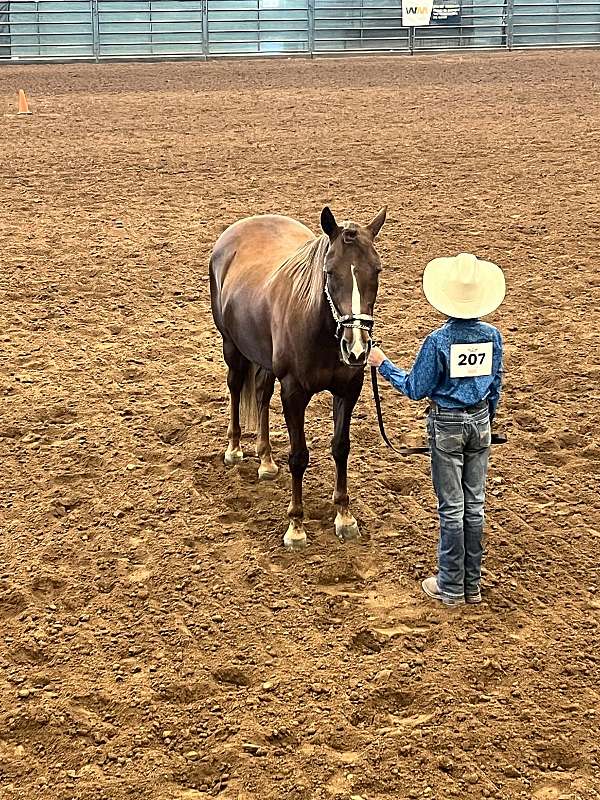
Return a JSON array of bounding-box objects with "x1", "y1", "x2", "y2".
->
[{"x1": 321, "y1": 205, "x2": 387, "y2": 368}]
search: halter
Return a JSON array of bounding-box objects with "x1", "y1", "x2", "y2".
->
[{"x1": 323, "y1": 270, "x2": 375, "y2": 342}]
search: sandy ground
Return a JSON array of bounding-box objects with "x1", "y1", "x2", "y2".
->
[{"x1": 1, "y1": 50, "x2": 600, "y2": 800}]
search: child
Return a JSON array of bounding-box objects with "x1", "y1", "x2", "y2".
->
[{"x1": 368, "y1": 253, "x2": 505, "y2": 606}]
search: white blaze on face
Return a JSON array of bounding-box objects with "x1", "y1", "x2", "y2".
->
[{"x1": 350, "y1": 265, "x2": 365, "y2": 359}]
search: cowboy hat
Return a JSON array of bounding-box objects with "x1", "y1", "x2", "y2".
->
[{"x1": 422, "y1": 252, "x2": 505, "y2": 319}]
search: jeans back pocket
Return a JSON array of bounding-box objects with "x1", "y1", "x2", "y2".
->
[
  {"x1": 432, "y1": 420, "x2": 464, "y2": 454},
  {"x1": 476, "y1": 419, "x2": 492, "y2": 449}
]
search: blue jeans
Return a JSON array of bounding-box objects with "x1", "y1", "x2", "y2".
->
[{"x1": 427, "y1": 404, "x2": 491, "y2": 601}]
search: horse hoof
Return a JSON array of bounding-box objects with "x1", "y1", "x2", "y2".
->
[
  {"x1": 335, "y1": 518, "x2": 360, "y2": 542},
  {"x1": 258, "y1": 464, "x2": 279, "y2": 481},
  {"x1": 224, "y1": 448, "x2": 243, "y2": 466},
  {"x1": 283, "y1": 525, "x2": 307, "y2": 551}
]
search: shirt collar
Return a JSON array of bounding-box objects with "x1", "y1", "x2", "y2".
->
[{"x1": 446, "y1": 317, "x2": 480, "y2": 325}]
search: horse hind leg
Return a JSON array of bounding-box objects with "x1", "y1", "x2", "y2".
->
[
  {"x1": 255, "y1": 368, "x2": 278, "y2": 481},
  {"x1": 223, "y1": 339, "x2": 249, "y2": 466}
]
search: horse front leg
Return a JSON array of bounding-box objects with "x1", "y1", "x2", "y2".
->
[
  {"x1": 332, "y1": 382, "x2": 362, "y2": 542},
  {"x1": 281, "y1": 379, "x2": 311, "y2": 551}
]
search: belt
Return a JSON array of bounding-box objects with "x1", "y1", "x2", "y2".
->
[{"x1": 430, "y1": 400, "x2": 488, "y2": 414}]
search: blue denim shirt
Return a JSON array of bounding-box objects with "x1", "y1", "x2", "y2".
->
[{"x1": 378, "y1": 318, "x2": 504, "y2": 420}]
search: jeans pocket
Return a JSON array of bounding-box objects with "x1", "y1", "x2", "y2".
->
[
  {"x1": 477, "y1": 419, "x2": 492, "y2": 449},
  {"x1": 433, "y1": 421, "x2": 464, "y2": 454}
]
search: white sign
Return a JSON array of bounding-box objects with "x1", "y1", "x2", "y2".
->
[
  {"x1": 450, "y1": 342, "x2": 493, "y2": 379},
  {"x1": 402, "y1": 0, "x2": 434, "y2": 26}
]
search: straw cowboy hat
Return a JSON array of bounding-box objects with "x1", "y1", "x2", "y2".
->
[{"x1": 422, "y1": 252, "x2": 506, "y2": 319}]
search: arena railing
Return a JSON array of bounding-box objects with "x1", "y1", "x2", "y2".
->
[{"x1": 1, "y1": 0, "x2": 599, "y2": 63}]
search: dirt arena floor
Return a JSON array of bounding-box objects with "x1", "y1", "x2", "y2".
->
[{"x1": 1, "y1": 49, "x2": 600, "y2": 800}]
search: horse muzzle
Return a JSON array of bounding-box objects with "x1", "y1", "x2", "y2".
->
[{"x1": 340, "y1": 331, "x2": 372, "y2": 368}]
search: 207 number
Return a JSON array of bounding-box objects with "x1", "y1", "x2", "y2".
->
[{"x1": 458, "y1": 352, "x2": 486, "y2": 367}]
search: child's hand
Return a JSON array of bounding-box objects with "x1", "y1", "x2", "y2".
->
[{"x1": 368, "y1": 347, "x2": 387, "y2": 367}]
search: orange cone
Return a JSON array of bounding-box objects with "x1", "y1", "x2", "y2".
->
[{"x1": 17, "y1": 89, "x2": 32, "y2": 115}]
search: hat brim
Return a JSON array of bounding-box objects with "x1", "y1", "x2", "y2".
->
[{"x1": 422, "y1": 258, "x2": 506, "y2": 319}]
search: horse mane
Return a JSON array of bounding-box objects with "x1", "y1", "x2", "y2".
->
[{"x1": 269, "y1": 234, "x2": 329, "y2": 311}]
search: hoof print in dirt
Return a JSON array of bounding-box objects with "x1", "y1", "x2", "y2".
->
[
  {"x1": 212, "y1": 666, "x2": 252, "y2": 687},
  {"x1": 348, "y1": 627, "x2": 386, "y2": 654},
  {"x1": 0, "y1": 587, "x2": 29, "y2": 619},
  {"x1": 178, "y1": 758, "x2": 231, "y2": 794},
  {"x1": 154, "y1": 413, "x2": 190, "y2": 445}
]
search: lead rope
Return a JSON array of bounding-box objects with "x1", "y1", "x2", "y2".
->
[{"x1": 370, "y1": 339, "x2": 430, "y2": 457}]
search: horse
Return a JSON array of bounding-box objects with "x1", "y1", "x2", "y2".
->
[{"x1": 209, "y1": 205, "x2": 387, "y2": 550}]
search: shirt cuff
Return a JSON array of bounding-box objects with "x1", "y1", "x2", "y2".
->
[{"x1": 378, "y1": 359, "x2": 394, "y2": 379}]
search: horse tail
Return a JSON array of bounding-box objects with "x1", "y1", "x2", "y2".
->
[{"x1": 239, "y1": 363, "x2": 259, "y2": 433}]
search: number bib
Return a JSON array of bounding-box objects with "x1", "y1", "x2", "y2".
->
[{"x1": 450, "y1": 342, "x2": 493, "y2": 378}]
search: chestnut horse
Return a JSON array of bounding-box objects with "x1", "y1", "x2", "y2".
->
[{"x1": 209, "y1": 206, "x2": 386, "y2": 549}]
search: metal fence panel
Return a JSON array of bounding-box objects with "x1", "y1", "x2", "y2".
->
[
  {"x1": 1, "y1": 0, "x2": 600, "y2": 62},
  {"x1": 97, "y1": 0, "x2": 203, "y2": 58},
  {"x1": 0, "y1": 2, "x2": 10, "y2": 58},
  {"x1": 8, "y1": 0, "x2": 94, "y2": 60},
  {"x1": 207, "y1": 1, "x2": 309, "y2": 55},
  {"x1": 512, "y1": 0, "x2": 600, "y2": 47},
  {"x1": 414, "y1": 0, "x2": 507, "y2": 51},
  {"x1": 314, "y1": 1, "x2": 410, "y2": 53}
]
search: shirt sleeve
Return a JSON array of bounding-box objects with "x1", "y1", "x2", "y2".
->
[
  {"x1": 487, "y1": 331, "x2": 504, "y2": 422},
  {"x1": 377, "y1": 334, "x2": 441, "y2": 401}
]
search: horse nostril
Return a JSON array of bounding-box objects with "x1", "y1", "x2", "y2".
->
[{"x1": 340, "y1": 338, "x2": 367, "y2": 366}]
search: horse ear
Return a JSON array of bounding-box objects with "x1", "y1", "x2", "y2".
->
[
  {"x1": 366, "y1": 206, "x2": 387, "y2": 239},
  {"x1": 321, "y1": 206, "x2": 340, "y2": 240}
]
